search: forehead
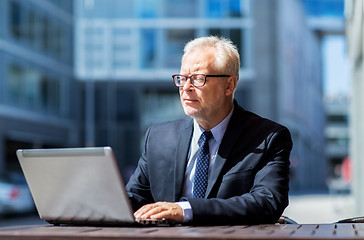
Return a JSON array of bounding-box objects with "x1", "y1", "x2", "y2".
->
[{"x1": 181, "y1": 48, "x2": 217, "y2": 73}]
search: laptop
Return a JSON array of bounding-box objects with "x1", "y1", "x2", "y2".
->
[{"x1": 16, "y1": 146, "x2": 173, "y2": 226}]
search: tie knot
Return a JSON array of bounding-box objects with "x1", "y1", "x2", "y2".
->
[{"x1": 201, "y1": 131, "x2": 213, "y2": 143}]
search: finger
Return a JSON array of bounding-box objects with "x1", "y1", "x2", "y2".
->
[
  {"x1": 135, "y1": 202, "x2": 169, "y2": 219},
  {"x1": 150, "y1": 210, "x2": 183, "y2": 222},
  {"x1": 140, "y1": 206, "x2": 165, "y2": 219},
  {"x1": 134, "y1": 202, "x2": 184, "y2": 222},
  {"x1": 134, "y1": 203, "x2": 157, "y2": 219},
  {"x1": 148, "y1": 203, "x2": 184, "y2": 222}
]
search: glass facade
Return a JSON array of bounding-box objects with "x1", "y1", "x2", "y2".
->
[
  {"x1": 0, "y1": 0, "x2": 77, "y2": 173},
  {"x1": 301, "y1": 0, "x2": 344, "y2": 17},
  {"x1": 140, "y1": 29, "x2": 157, "y2": 69},
  {"x1": 3, "y1": 0, "x2": 74, "y2": 117},
  {"x1": 164, "y1": 0, "x2": 198, "y2": 18},
  {"x1": 206, "y1": 0, "x2": 243, "y2": 18},
  {"x1": 8, "y1": 0, "x2": 73, "y2": 64},
  {"x1": 136, "y1": 0, "x2": 157, "y2": 18},
  {"x1": 75, "y1": 0, "x2": 253, "y2": 80},
  {"x1": 81, "y1": 0, "x2": 134, "y2": 19},
  {"x1": 6, "y1": 63, "x2": 63, "y2": 116},
  {"x1": 164, "y1": 29, "x2": 196, "y2": 68}
]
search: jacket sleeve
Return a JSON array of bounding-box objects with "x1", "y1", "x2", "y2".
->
[
  {"x1": 125, "y1": 127, "x2": 154, "y2": 211},
  {"x1": 186, "y1": 127, "x2": 292, "y2": 225}
]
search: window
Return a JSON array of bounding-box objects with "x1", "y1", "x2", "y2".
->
[
  {"x1": 7, "y1": 64, "x2": 62, "y2": 115},
  {"x1": 208, "y1": 28, "x2": 243, "y2": 67},
  {"x1": 9, "y1": 1, "x2": 23, "y2": 39},
  {"x1": 301, "y1": 0, "x2": 344, "y2": 17},
  {"x1": 164, "y1": 0, "x2": 197, "y2": 18},
  {"x1": 24, "y1": 68, "x2": 41, "y2": 106},
  {"x1": 47, "y1": 0, "x2": 73, "y2": 14},
  {"x1": 206, "y1": 0, "x2": 242, "y2": 18},
  {"x1": 28, "y1": 10, "x2": 36, "y2": 43},
  {"x1": 141, "y1": 89, "x2": 185, "y2": 129},
  {"x1": 140, "y1": 29, "x2": 156, "y2": 69},
  {"x1": 327, "y1": 136, "x2": 349, "y2": 146},
  {"x1": 8, "y1": 65, "x2": 25, "y2": 103},
  {"x1": 112, "y1": 28, "x2": 133, "y2": 70},
  {"x1": 82, "y1": 0, "x2": 134, "y2": 19},
  {"x1": 41, "y1": 16, "x2": 49, "y2": 52},
  {"x1": 164, "y1": 29, "x2": 195, "y2": 68},
  {"x1": 8, "y1": 0, "x2": 71, "y2": 62},
  {"x1": 327, "y1": 114, "x2": 348, "y2": 124},
  {"x1": 53, "y1": 25, "x2": 62, "y2": 58},
  {"x1": 40, "y1": 75, "x2": 61, "y2": 113},
  {"x1": 135, "y1": 0, "x2": 156, "y2": 18}
]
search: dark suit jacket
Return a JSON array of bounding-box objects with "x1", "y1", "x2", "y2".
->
[{"x1": 126, "y1": 101, "x2": 293, "y2": 225}]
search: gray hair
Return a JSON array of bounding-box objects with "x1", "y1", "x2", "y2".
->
[{"x1": 182, "y1": 36, "x2": 240, "y2": 79}]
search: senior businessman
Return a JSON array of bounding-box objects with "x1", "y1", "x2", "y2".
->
[{"x1": 126, "y1": 36, "x2": 293, "y2": 225}]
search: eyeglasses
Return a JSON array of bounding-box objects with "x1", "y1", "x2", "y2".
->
[{"x1": 172, "y1": 74, "x2": 231, "y2": 87}]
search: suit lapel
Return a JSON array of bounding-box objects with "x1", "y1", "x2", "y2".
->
[
  {"x1": 173, "y1": 118, "x2": 193, "y2": 201},
  {"x1": 205, "y1": 102, "x2": 246, "y2": 198},
  {"x1": 205, "y1": 154, "x2": 227, "y2": 197}
]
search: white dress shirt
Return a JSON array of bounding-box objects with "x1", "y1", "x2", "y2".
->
[{"x1": 176, "y1": 106, "x2": 234, "y2": 222}]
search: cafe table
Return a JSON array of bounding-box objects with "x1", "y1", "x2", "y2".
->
[{"x1": 1, "y1": 223, "x2": 364, "y2": 240}]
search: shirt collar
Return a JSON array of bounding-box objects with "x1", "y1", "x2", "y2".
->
[{"x1": 193, "y1": 105, "x2": 234, "y2": 144}]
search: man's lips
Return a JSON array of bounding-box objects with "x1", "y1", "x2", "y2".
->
[{"x1": 183, "y1": 98, "x2": 198, "y2": 103}]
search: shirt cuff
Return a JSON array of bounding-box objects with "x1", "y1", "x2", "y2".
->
[{"x1": 175, "y1": 201, "x2": 193, "y2": 223}]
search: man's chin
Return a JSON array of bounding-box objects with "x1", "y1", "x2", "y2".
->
[{"x1": 183, "y1": 107, "x2": 201, "y2": 118}]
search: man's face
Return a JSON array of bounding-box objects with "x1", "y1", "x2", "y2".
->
[{"x1": 179, "y1": 47, "x2": 235, "y2": 127}]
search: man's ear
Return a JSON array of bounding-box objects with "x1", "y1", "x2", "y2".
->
[{"x1": 225, "y1": 76, "x2": 238, "y2": 96}]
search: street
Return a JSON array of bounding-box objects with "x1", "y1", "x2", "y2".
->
[{"x1": 283, "y1": 193, "x2": 355, "y2": 224}]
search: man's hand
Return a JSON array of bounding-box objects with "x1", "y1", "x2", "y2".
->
[{"x1": 134, "y1": 202, "x2": 184, "y2": 222}]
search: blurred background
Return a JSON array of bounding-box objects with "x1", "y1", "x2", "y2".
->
[{"x1": 0, "y1": 0, "x2": 363, "y2": 226}]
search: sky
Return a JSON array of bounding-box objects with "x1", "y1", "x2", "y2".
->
[{"x1": 322, "y1": 35, "x2": 350, "y2": 97}]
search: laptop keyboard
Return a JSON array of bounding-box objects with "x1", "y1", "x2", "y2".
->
[{"x1": 135, "y1": 218, "x2": 175, "y2": 226}]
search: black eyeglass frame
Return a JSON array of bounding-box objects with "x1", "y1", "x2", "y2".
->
[{"x1": 172, "y1": 74, "x2": 231, "y2": 87}]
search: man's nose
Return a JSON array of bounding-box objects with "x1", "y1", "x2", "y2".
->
[{"x1": 182, "y1": 77, "x2": 194, "y2": 91}]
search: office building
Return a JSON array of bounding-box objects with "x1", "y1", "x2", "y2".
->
[
  {"x1": 345, "y1": 0, "x2": 364, "y2": 215},
  {"x1": 300, "y1": 0, "x2": 349, "y2": 192},
  {"x1": 0, "y1": 0, "x2": 79, "y2": 172},
  {"x1": 252, "y1": 0, "x2": 327, "y2": 191},
  {"x1": 74, "y1": 0, "x2": 255, "y2": 173},
  {"x1": 74, "y1": 0, "x2": 327, "y2": 191},
  {"x1": 324, "y1": 95, "x2": 350, "y2": 192}
]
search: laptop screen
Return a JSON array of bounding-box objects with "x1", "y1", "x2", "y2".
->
[{"x1": 16, "y1": 147, "x2": 135, "y2": 225}]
